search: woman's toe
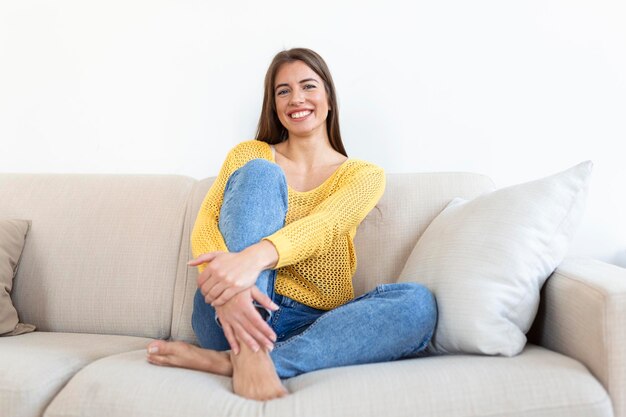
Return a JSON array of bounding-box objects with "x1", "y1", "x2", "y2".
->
[{"x1": 147, "y1": 340, "x2": 167, "y2": 354}]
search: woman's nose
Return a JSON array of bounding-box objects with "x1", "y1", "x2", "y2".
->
[{"x1": 289, "y1": 89, "x2": 305, "y2": 105}]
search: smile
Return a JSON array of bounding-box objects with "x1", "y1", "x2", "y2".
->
[{"x1": 290, "y1": 110, "x2": 312, "y2": 119}]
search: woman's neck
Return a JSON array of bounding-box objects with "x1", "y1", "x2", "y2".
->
[{"x1": 278, "y1": 135, "x2": 338, "y2": 169}]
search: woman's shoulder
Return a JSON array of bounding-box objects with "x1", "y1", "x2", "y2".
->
[
  {"x1": 334, "y1": 158, "x2": 386, "y2": 193},
  {"x1": 224, "y1": 140, "x2": 272, "y2": 163},
  {"x1": 342, "y1": 158, "x2": 385, "y2": 177},
  {"x1": 229, "y1": 139, "x2": 270, "y2": 154}
]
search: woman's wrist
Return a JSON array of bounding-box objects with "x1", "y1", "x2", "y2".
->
[{"x1": 244, "y1": 240, "x2": 279, "y2": 270}]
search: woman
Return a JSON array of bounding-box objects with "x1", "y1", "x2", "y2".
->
[{"x1": 146, "y1": 48, "x2": 437, "y2": 401}]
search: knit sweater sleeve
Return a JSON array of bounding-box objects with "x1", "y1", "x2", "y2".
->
[
  {"x1": 263, "y1": 162, "x2": 386, "y2": 269},
  {"x1": 190, "y1": 145, "x2": 243, "y2": 273}
]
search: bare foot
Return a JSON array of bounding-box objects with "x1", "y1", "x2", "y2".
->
[
  {"x1": 231, "y1": 343, "x2": 288, "y2": 401},
  {"x1": 146, "y1": 340, "x2": 232, "y2": 377}
]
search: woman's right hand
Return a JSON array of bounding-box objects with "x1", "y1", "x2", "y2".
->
[{"x1": 215, "y1": 286, "x2": 278, "y2": 354}]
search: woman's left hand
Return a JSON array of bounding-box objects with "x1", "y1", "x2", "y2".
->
[
  {"x1": 190, "y1": 240, "x2": 279, "y2": 307},
  {"x1": 191, "y1": 251, "x2": 261, "y2": 306}
]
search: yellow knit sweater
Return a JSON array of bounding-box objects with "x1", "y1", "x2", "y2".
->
[{"x1": 191, "y1": 140, "x2": 386, "y2": 310}]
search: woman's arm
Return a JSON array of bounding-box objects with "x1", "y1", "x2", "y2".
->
[
  {"x1": 191, "y1": 240, "x2": 278, "y2": 305},
  {"x1": 204, "y1": 163, "x2": 385, "y2": 305},
  {"x1": 192, "y1": 158, "x2": 384, "y2": 351},
  {"x1": 264, "y1": 163, "x2": 386, "y2": 268},
  {"x1": 214, "y1": 287, "x2": 278, "y2": 355},
  {"x1": 190, "y1": 149, "x2": 238, "y2": 266},
  {"x1": 191, "y1": 143, "x2": 279, "y2": 352}
]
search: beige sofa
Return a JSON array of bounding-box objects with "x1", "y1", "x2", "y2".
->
[{"x1": 0, "y1": 172, "x2": 624, "y2": 417}]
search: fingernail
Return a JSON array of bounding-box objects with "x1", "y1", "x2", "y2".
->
[
  {"x1": 270, "y1": 302, "x2": 279, "y2": 311},
  {"x1": 271, "y1": 334, "x2": 277, "y2": 342},
  {"x1": 266, "y1": 344, "x2": 274, "y2": 352},
  {"x1": 253, "y1": 345, "x2": 260, "y2": 353},
  {"x1": 148, "y1": 346, "x2": 159, "y2": 354}
]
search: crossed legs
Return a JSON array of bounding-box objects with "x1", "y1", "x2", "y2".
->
[
  {"x1": 149, "y1": 159, "x2": 289, "y2": 400},
  {"x1": 146, "y1": 159, "x2": 437, "y2": 400}
]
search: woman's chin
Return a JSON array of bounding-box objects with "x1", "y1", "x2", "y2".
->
[{"x1": 285, "y1": 123, "x2": 327, "y2": 139}]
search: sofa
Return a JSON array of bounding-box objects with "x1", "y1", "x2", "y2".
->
[{"x1": 0, "y1": 171, "x2": 624, "y2": 417}]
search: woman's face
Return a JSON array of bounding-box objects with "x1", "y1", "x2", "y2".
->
[{"x1": 273, "y1": 60, "x2": 330, "y2": 140}]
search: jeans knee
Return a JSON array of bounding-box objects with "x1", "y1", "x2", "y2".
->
[
  {"x1": 235, "y1": 159, "x2": 285, "y2": 185},
  {"x1": 395, "y1": 283, "x2": 437, "y2": 354},
  {"x1": 401, "y1": 283, "x2": 437, "y2": 326},
  {"x1": 225, "y1": 159, "x2": 287, "y2": 207}
]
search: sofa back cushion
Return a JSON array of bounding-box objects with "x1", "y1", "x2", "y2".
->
[
  {"x1": 171, "y1": 172, "x2": 495, "y2": 343},
  {"x1": 0, "y1": 174, "x2": 194, "y2": 339},
  {"x1": 352, "y1": 172, "x2": 495, "y2": 295}
]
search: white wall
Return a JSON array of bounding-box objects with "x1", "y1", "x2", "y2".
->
[{"x1": 1, "y1": 0, "x2": 625, "y2": 266}]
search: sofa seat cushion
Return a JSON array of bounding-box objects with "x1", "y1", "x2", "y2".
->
[
  {"x1": 44, "y1": 345, "x2": 611, "y2": 417},
  {"x1": 0, "y1": 332, "x2": 152, "y2": 417}
]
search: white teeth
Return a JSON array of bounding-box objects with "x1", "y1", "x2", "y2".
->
[{"x1": 290, "y1": 110, "x2": 312, "y2": 119}]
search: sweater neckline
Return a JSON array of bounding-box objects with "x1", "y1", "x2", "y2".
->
[{"x1": 267, "y1": 143, "x2": 350, "y2": 195}]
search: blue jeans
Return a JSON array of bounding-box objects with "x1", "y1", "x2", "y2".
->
[{"x1": 191, "y1": 159, "x2": 437, "y2": 379}]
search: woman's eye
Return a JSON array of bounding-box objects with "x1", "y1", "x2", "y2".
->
[
  {"x1": 277, "y1": 89, "x2": 289, "y2": 96},
  {"x1": 303, "y1": 84, "x2": 316, "y2": 90}
]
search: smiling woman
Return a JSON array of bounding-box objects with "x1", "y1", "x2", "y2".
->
[
  {"x1": 256, "y1": 48, "x2": 345, "y2": 155},
  {"x1": 146, "y1": 47, "x2": 438, "y2": 402},
  {"x1": 273, "y1": 62, "x2": 330, "y2": 143}
]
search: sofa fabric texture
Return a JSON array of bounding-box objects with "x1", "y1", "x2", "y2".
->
[
  {"x1": 44, "y1": 345, "x2": 611, "y2": 417},
  {"x1": 0, "y1": 332, "x2": 152, "y2": 417},
  {"x1": 536, "y1": 258, "x2": 626, "y2": 417},
  {"x1": 0, "y1": 174, "x2": 194, "y2": 339},
  {"x1": 0, "y1": 171, "x2": 622, "y2": 417}
]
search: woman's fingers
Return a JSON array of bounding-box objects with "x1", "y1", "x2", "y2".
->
[
  {"x1": 210, "y1": 288, "x2": 231, "y2": 307},
  {"x1": 204, "y1": 293, "x2": 214, "y2": 304},
  {"x1": 215, "y1": 289, "x2": 278, "y2": 353},
  {"x1": 203, "y1": 278, "x2": 238, "y2": 305},
  {"x1": 231, "y1": 321, "x2": 261, "y2": 353},
  {"x1": 250, "y1": 286, "x2": 279, "y2": 311},
  {"x1": 202, "y1": 279, "x2": 215, "y2": 303},
  {"x1": 208, "y1": 282, "x2": 228, "y2": 303},
  {"x1": 221, "y1": 321, "x2": 239, "y2": 355},
  {"x1": 196, "y1": 268, "x2": 210, "y2": 288},
  {"x1": 212, "y1": 286, "x2": 249, "y2": 307},
  {"x1": 242, "y1": 305, "x2": 277, "y2": 348},
  {"x1": 230, "y1": 302, "x2": 274, "y2": 351},
  {"x1": 201, "y1": 275, "x2": 219, "y2": 303},
  {"x1": 241, "y1": 322, "x2": 275, "y2": 352},
  {"x1": 188, "y1": 252, "x2": 222, "y2": 267}
]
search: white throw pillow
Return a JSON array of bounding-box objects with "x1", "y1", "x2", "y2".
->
[{"x1": 398, "y1": 161, "x2": 592, "y2": 356}]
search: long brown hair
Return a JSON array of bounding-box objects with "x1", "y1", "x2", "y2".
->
[{"x1": 255, "y1": 48, "x2": 347, "y2": 157}]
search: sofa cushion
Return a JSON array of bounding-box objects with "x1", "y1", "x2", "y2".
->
[
  {"x1": 399, "y1": 162, "x2": 592, "y2": 356},
  {"x1": 0, "y1": 174, "x2": 194, "y2": 339},
  {"x1": 43, "y1": 345, "x2": 611, "y2": 417},
  {"x1": 0, "y1": 218, "x2": 35, "y2": 336},
  {"x1": 170, "y1": 173, "x2": 495, "y2": 343},
  {"x1": 0, "y1": 332, "x2": 152, "y2": 417}
]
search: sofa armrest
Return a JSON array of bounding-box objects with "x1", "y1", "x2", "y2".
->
[{"x1": 532, "y1": 257, "x2": 626, "y2": 417}]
